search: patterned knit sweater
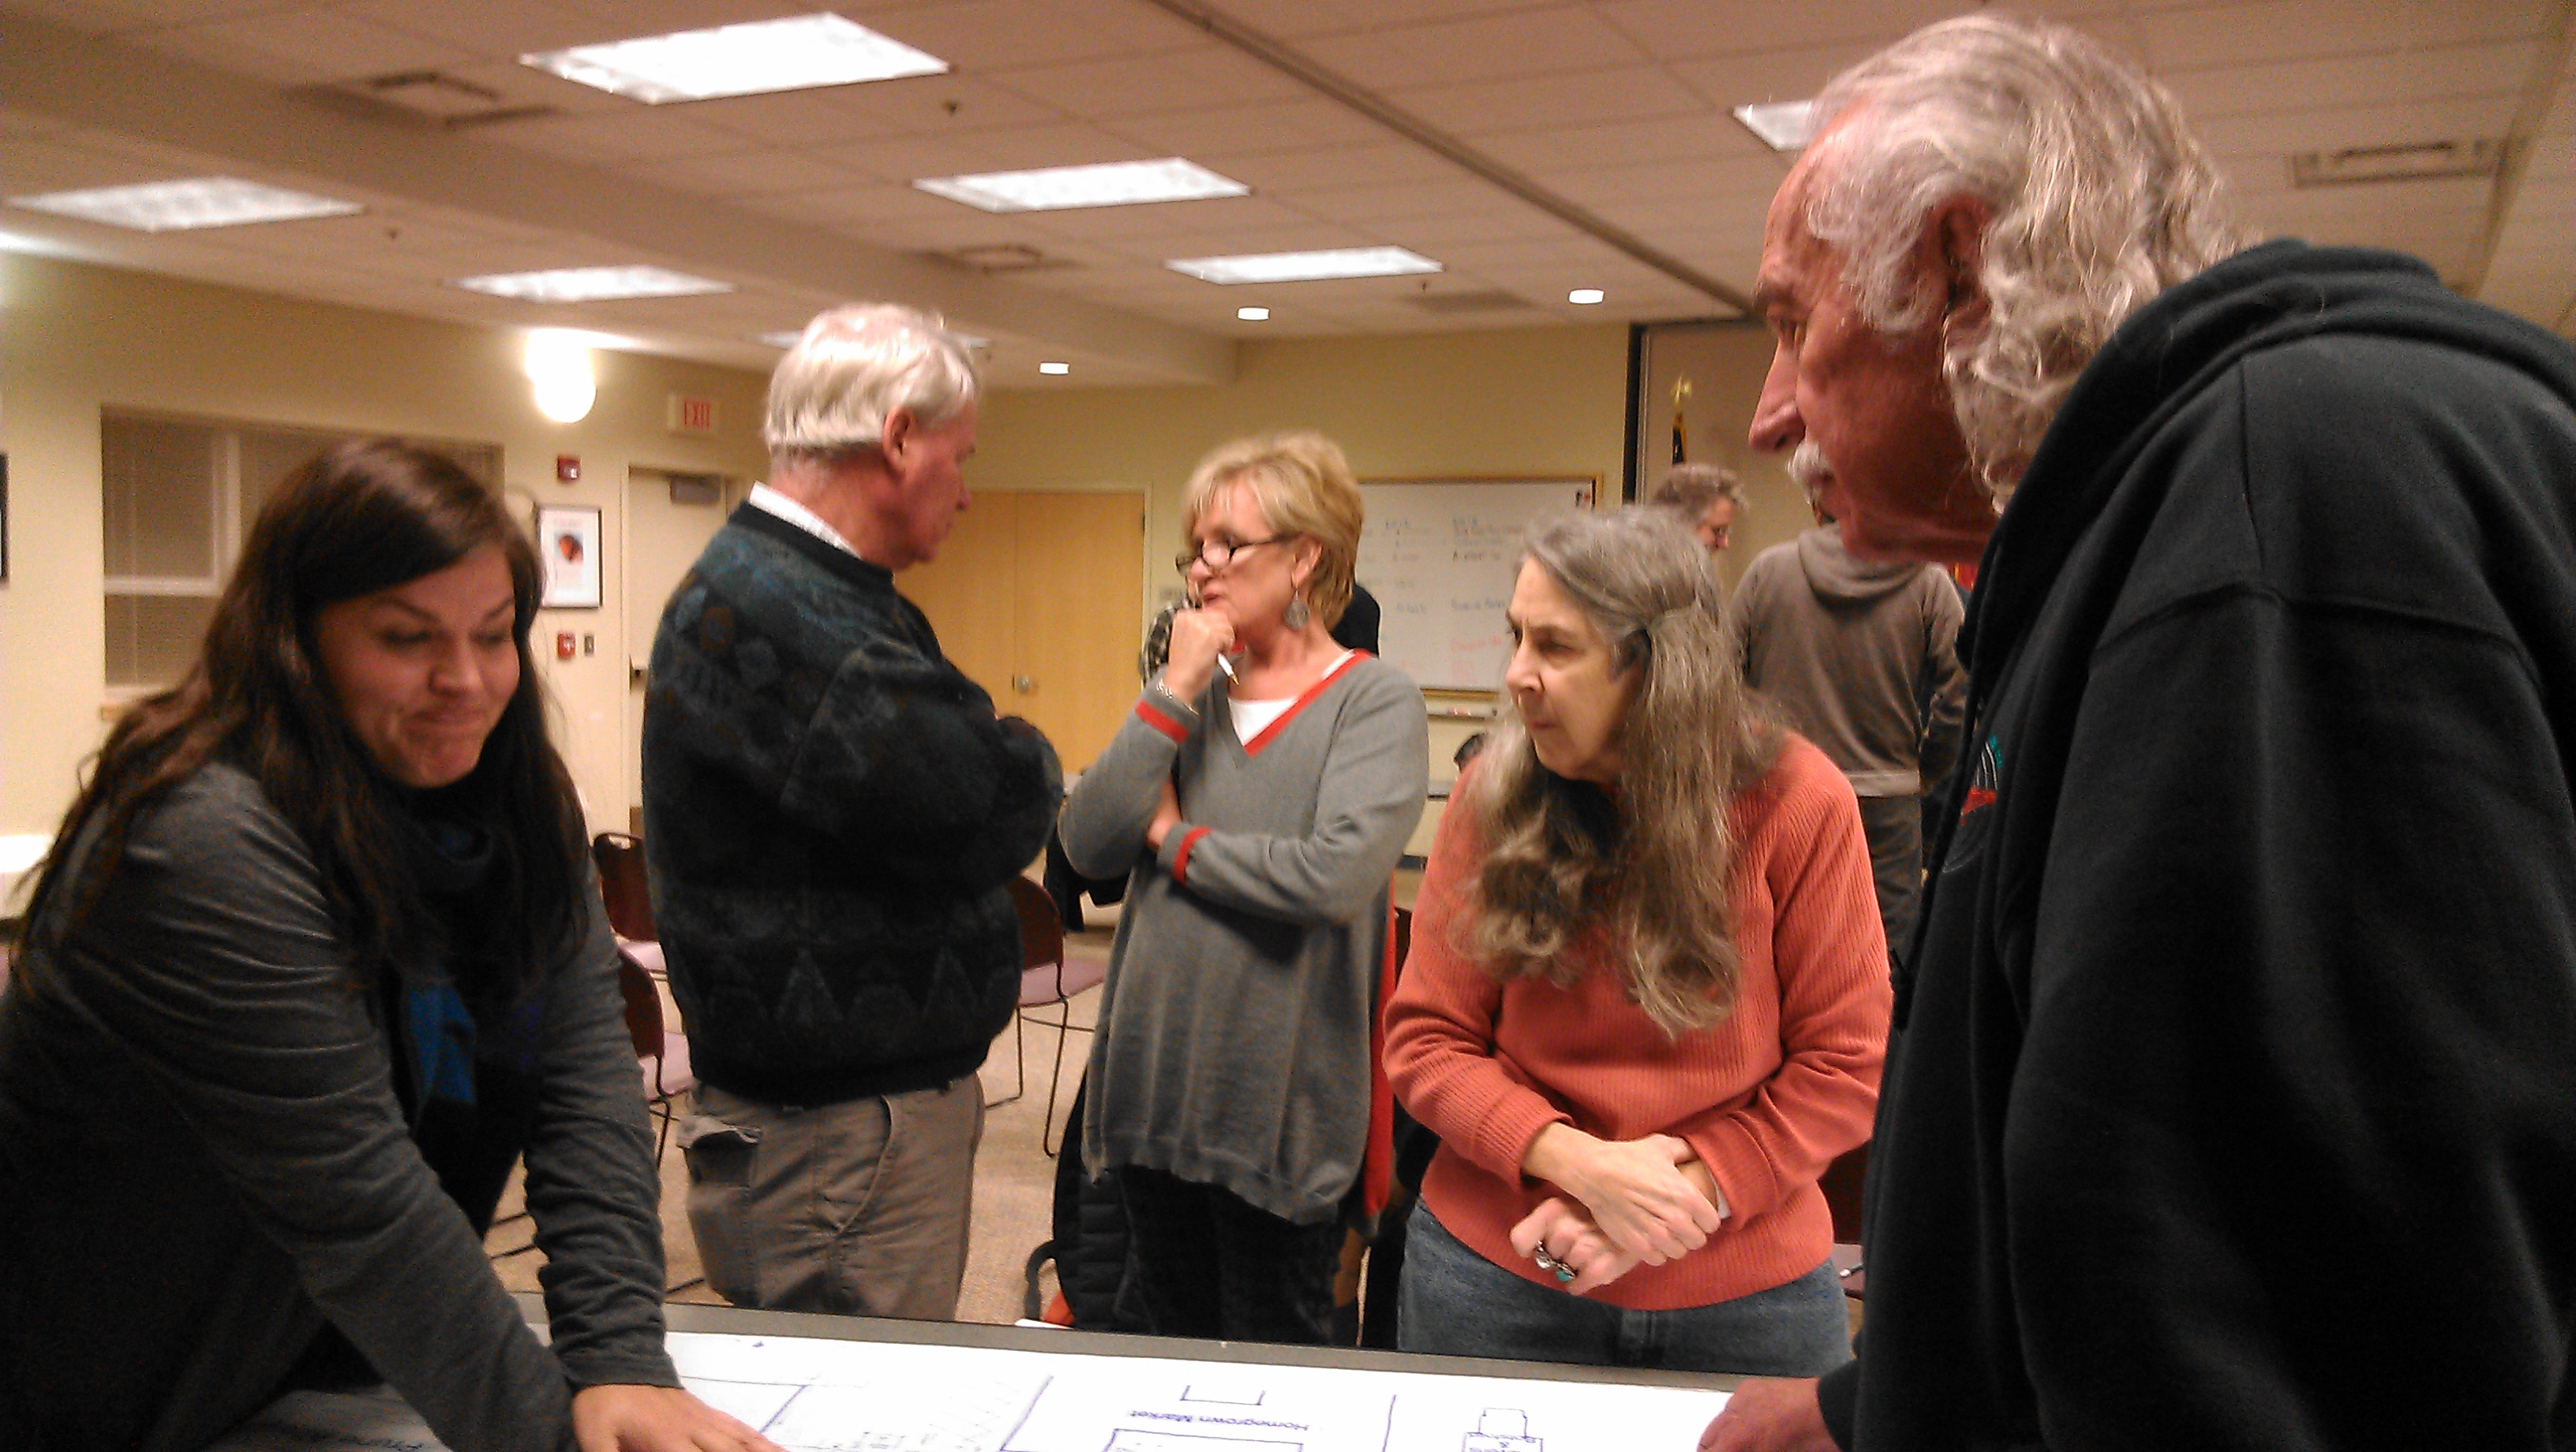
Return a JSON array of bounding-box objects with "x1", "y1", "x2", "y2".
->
[
  {"x1": 1060, "y1": 654, "x2": 1428, "y2": 1223},
  {"x1": 642, "y1": 506, "x2": 1061, "y2": 1105},
  {"x1": 1384, "y1": 737, "x2": 1889, "y2": 1309}
]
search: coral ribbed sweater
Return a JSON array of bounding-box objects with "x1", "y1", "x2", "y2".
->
[{"x1": 1383, "y1": 736, "x2": 1889, "y2": 1309}]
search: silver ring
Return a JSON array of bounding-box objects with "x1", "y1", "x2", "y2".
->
[{"x1": 1531, "y1": 1245, "x2": 1576, "y2": 1283}]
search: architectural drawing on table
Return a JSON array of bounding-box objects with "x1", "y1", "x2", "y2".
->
[
  {"x1": 1002, "y1": 1369, "x2": 1391, "y2": 1452},
  {"x1": 703, "y1": 1376, "x2": 1044, "y2": 1452},
  {"x1": 1462, "y1": 1409, "x2": 1543, "y2": 1452}
]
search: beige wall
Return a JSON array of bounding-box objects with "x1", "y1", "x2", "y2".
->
[
  {"x1": 2, "y1": 261, "x2": 1784, "y2": 855},
  {"x1": 970, "y1": 322, "x2": 1648, "y2": 852},
  {"x1": 1634, "y1": 320, "x2": 1807, "y2": 594},
  {"x1": 0, "y1": 251, "x2": 772, "y2": 838}
]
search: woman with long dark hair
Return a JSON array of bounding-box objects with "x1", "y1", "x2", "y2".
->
[
  {"x1": 1383, "y1": 507, "x2": 1888, "y2": 1375},
  {"x1": 0, "y1": 441, "x2": 772, "y2": 1452}
]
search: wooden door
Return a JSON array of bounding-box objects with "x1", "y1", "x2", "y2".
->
[
  {"x1": 1011, "y1": 492, "x2": 1145, "y2": 775},
  {"x1": 900, "y1": 493, "x2": 1018, "y2": 705},
  {"x1": 906, "y1": 491, "x2": 1146, "y2": 780}
]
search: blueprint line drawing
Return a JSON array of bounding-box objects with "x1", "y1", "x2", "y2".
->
[{"x1": 212, "y1": 1330, "x2": 1726, "y2": 1452}]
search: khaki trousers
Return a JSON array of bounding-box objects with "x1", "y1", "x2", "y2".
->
[{"x1": 678, "y1": 1076, "x2": 983, "y2": 1320}]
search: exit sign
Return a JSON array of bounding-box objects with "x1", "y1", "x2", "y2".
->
[{"x1": 667, "y1": 394, "x2": 717, "y2": 435}]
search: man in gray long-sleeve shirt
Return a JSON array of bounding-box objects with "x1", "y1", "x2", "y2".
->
[{"x1": 1729, "y1": 453, "x2": 1965, "y2": 957}]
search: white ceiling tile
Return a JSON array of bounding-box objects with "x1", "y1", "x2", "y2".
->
[
  {"x1": 618, "y1": 148, "x2": 867, "y2": 196},
  {"x1": 1660, "y1": 39, "x2": 1881, "y2": 111},
  {"x1": 1475, "y1": 112, "x2": 1773, "y2": 174},
  {"x1": 552, "y1": 0, "x2": 830, "y2": 35},
  {"x1": 1592, "y1": 0, "x2": 1958, "y2": 61},
  {"x1": 685, "y1": 73, "x2": 1064, "y2": 147},
  {"x1": 31, "y1": 0, "x2": 309, "y2": 30},
  {"x1": 1295, "y1": 7, "x2": 1647, "y2": 90},
  {"x1": 500, "y1": 109, "x2": 752, "y2": 165},
  {"x1": 2192, "y1": 95, "x2": 2524, "y2": 159},
  {"x1": 1020, "y1": 194, "x2": 1355, "y2": 244},
  {"x1": 1395, "y1": 64, "x2": 1713, "y2": 137},
  {"x1": 2159, "y1": 43, "x2": 2537, "y2": 121},
  {"x1": 141, "y1": 6, "x2": 481, "y2": 82},
  {"x1": 0, "y1": 138, "x2": 175, "y2": 196},
  {"x1": 990, "y1": 45, "x2": 1309, "y2": 118},
  {"x1": 1529, "y1": 154, "x2": 1785, "y2": 206},
  {"x1": 1204, "y1": 143, "x2": 1465, "y2": 193},
  {"x1": 867, "y1": 0, "x2": 1204, "y2": 70},
  {"x1": 1110, "y1": 99, "x2": 1396, "y2": 157},
  {"x1": 346, "y1": 0, "x2": 619, "y2": 60},
  {"x1": 2137, "y1": 0, "x2": 2552, "y2": 74},
  {"x1": 1213, "y1": 0, "x2": 1562, "y2": 42},
  {"x1": 915, "y1": 122, "x2": 1167, "y2": 174},
  {"x1": 1286, "y1": 178, "x2": 1518, "y2": 223}
]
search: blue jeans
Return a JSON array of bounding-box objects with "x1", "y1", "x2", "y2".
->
[{"x1": 1396, "y1": 1202, "x2": 1852, "y2": 1375}]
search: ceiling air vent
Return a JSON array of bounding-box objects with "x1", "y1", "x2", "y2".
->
[
  {"x1": 313, "y1": 72, "x2": 559, "y2": 130},
  {"x1": 926, "y1": 243, "x2": 1071, "y2": 274},
  {"x1": 2291, "y1": 139, "x2": 2502, "y2": 188},
  {"x1": 1407, "y1": 289, "x2": 1534, "y2": 316}
]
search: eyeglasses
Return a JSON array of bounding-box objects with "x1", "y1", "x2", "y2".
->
[{"x1": 1175, "y1": 533, "x2": 1297, "y2": 574}]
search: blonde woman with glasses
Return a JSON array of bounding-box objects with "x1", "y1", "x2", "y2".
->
[{"x1": 1060, "y1": 432, "x2": 1427, "y2": 1345}]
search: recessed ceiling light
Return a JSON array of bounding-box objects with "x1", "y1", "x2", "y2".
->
[
  {"x1": 1039, "y1": 361, "x2": 1071, "y2": 376},
  {"x1": 1166, "y1": 247, "x2": 1441, "y2": 286},
  {"x1": 1733, "y1": 99, "x2": 1816, "y2": 152},
  {"x1": 1567, "y1": 288, "x2": 1605, "y2": 305},
  {"x1": 1237, "y1": 306, "x2": 1271, "y2": 321},
  {"x1": 522, "y1": 13, "x2": 947, "y2": 105},
  {"x1": 9, "y1": 178, "x2": 363, "y2": 232},
  {"x1": 454, "y1": 265, "x2": 734, "y2": 302},
  {"x1": 915, "y1": 159, "x2": 1248, "y2": 213}
]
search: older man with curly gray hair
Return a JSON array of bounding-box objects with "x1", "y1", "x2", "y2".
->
[
  {"x1": 1708, "y1": 14, "x2": 2576, "y2": 1452},
  {"x1": 643, "y1": 302, "x2": 1061, "y2": 1324}
]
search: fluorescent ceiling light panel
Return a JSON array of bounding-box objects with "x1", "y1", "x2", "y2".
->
[
  {"x1": 1167, "y1": 247, "x2": 1441, "y2": 286},
  {"x1": 1038, "y1": 361, "x2": 1071, "y2": 375},
  {"x1": 1567, "y1": 288, "x2": 1605, "y2": 305},
  {"x1": 522, "y1": 13, "x2": 947, "y2": 104},
  {"x1": 1733, "y1": 99, "x2": 1816, "y2": 152},
  {"x1": 454, "y1": 265, "x2": 734, "y2": 302},
  {"x1": 1237, "y1": 306, "x2": 1271, "y2": 321},
  {"x1": 914, "y1": 159, "x2": 1248, "y2": 213},
  {"x1": 9, "y1": 178, "x2": 362, "y2": 232}
]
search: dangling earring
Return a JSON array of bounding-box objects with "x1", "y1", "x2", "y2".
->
[{"x1": 1282, "y1": 594, "x2": 1310, "y2": 631}]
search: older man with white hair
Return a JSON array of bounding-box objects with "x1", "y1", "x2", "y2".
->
[
  {"x1": 643, "y1": 303, "x2": 1061, "y2": 1321},
  {"x1": 1706, "y1": 15, "x2": 2576, "y2": 1452}
]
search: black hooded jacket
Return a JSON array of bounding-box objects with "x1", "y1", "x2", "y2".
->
[{"x1": 1820, "y1": 242, "x2": 2576, "y2": 1450}]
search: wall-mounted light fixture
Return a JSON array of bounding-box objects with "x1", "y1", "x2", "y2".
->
[{"x1": 525, "y1": 330, "x2": 596, "y2": 423}]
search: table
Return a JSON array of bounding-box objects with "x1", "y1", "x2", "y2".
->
[{"x1": 216, "y1": 1297, "x2": 1738, "y2": 1452}]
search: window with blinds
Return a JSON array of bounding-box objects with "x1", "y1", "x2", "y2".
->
[{"x1": 100, "y1": 413, "x2": 500, "y2": 690}]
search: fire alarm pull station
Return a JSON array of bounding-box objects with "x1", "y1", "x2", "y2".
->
[
  {"x1": 556, "y1": 455, "x2": 580, "y2": 483},
  {"x1": 555, "y1": 632, "x2": 576, "y2": 661}
]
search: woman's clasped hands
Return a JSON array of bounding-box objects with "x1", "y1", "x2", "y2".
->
[{"x1": 1514, "y1": 1125, "x2": 1728, "y2": 1294}]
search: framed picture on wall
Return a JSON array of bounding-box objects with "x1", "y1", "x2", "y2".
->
[{"x1": 536, "y1": 503, "x2": 601, "y2": 609}]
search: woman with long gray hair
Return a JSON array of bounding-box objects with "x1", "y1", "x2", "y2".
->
[{"x1": 1383, "y1": 507, "x2": 1888, "y2": 1374}]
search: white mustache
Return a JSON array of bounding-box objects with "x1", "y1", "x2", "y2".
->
[{"x1": 1786, "y1": 440, "x2": 1835, "y2": 495}]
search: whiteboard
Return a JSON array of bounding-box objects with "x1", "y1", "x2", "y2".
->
[{"x1": 1356, "y1": 477, "x2": 1597, "y2": 691}]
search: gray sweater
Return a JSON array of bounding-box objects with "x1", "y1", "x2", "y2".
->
[
  {"x1": 1060, "y1": 656, "x2": 1427, "y2": 1223},
  {"x1": 0, "y1": 764, "x2": 672, "y2": 1452},
  {"x1": 1731, "y1": 526, "x2": 1968, "y2": 797}
]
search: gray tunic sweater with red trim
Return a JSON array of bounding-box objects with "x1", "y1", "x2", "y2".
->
[{"x1": 1060, "y1": 656, "x2": 1427, "y2": 1223}]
